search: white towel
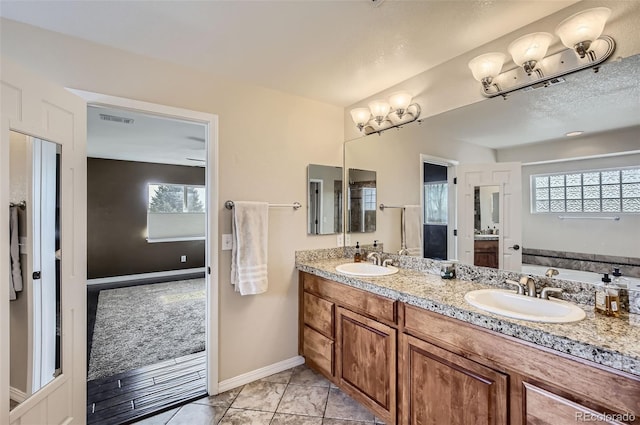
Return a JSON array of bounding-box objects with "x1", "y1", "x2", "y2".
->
[
  {"x1": 231, "y1": 201, "x2": 269, "y2": 295},
  {"x1": 403, "y1": 205, "x2": 423, "y2": 257},
  {"x1": 9, "y1": 206, "x2": 23, "y2": 301}
]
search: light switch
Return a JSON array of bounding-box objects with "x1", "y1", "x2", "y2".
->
[{"x1": 222, "y1": 234, "x2": 233, "y2": 251}]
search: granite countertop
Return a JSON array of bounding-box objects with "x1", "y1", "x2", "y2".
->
[{"x1": 296, "y1": 257, "x2": 640, "y2": 377}]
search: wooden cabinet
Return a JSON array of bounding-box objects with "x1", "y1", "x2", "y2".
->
[
  {"x1": 521, "y1": 382, "x2": 633, "y2": 425},
  {"x1": 474, "y1": 239, "x2": 498, "y2": 268},
  {"x1": 299, "y1": 272, "x2": 397, "y2": 424},
  {"x1": 300, "y1": 272, "x2": 640, "y2": 425},
  {"x1": 336, "y1": 307, "x2": 396, "y2": 423},
  {"x1": 400, "y1": 333, "x2": 507, "y2": 425}
]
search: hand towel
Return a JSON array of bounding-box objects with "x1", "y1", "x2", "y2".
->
[
  {"x1": 231, "y1": 201, "x2": 269, "y2": 295},
  {"x1": 403, "y1": 205, "x2": 423, "y2": 257},
  {"x1": 9, "y1": 206, "x2": 23, "y2": 301}
]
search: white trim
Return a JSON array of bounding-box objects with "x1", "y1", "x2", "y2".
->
[
  {"x1": 217, "y1": 356, "x2": 305, "y2": 393},
  {"x1": 147, "y1": 236, "x2": 206, "y2": 243},
  {"x1": 87, "y1": 267, "x2": 205, "y2": 285},
  {"x1": 9, "y1": 387, "x2": 27, "y2": 403},
  {"x1": 70, "y1": 89, "x2": 220, "y2": 397}
]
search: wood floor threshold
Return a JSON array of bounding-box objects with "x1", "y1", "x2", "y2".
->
[{"x1": 87, "y1": 351, "x2": 207, "y2": 425}]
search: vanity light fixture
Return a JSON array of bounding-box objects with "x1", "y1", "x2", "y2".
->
[
  {"x1": 350, "y1": 92, "x2": 421, "y2": 135},
  {"x1": 468, "y1": 7, "x2": 615, "y2": 98}
]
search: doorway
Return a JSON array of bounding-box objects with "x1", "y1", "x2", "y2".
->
[
  {"x1": 74, "y1": 92, "x2": 219, "y2": 424},
  {"x1": 421, "y1": 155, "x2": 457, "y2": 261}
]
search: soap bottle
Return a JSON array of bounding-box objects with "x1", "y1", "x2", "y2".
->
[
  {"x1": 595, "y1": 274, "x2": 609, "y2": 315},
  {"x1": 612, "y1": 268, "x2": 628, "y2": 289},
  {"x1": 354, "y1": 242, "x2": 362, "y2": 263},
  {"x1": 605, "y1": 278, "x2": 621, "y2": 318}
]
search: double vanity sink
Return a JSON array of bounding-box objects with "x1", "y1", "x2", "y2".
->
[{"x1": 336, "y1": 261, "x2": 586, "y2": 323}]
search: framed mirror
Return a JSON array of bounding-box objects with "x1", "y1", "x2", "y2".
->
[
  {"x1": 307, "y1": 164, "x2": 343, "y2": 235},
  {"x1": 9, "y1": 131, "x2": 62, "y2": 409},
  {"x1": 473, "y1": 185, "x2": 500, "y2": 269},
  {"x1": 342, "y1": 54, "x2": 640, "y2": 279},
  {"x1": 347, "y1": 168, "x2": 376, "y2": 233}
]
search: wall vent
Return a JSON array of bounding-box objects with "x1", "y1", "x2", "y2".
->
[{"x1": 99, "y1": 113, "x2": 134, "y2": 124}]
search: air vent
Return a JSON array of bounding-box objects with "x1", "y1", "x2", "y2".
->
[{"x1": 99, "y1": 113, "x2": 134, "y2": 124}]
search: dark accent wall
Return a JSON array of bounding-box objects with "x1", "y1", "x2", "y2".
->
[{"x1": 87, "y1": 158, "x2": 205, "y2": 279}]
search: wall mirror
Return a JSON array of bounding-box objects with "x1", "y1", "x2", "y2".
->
[
  {"x1": 307, "y1": 164, "x2": 343, "y2": 235},
  {"x1": 9, "y1": 130, "x2": 62, "y2": 409},
  {"x1": 473, "y1": 185, "x2": 500, "y2": 269},
  {"x1": 347, "y1": 168, "x2": 376, "y2": 233},
  {"x1": 343, "y1": 53, "x2": 640, "y2": 279}
]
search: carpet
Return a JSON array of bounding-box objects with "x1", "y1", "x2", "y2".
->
[{"x1": 88, "y1": 278, "x2": 206, "y2": 381}]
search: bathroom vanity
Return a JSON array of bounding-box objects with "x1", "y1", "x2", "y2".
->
[{"x1": 297, "y1": 257, "x2": 640, "y2": 425}]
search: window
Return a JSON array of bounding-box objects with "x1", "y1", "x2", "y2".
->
[
  {"x1": 531, "y1": 167, "x2": 640, "y2": 213},
  {"x1": 363, "y1": 188, "x2": 376, "y2": 211},
  {"x1": 424, "y1": 182, "x2": 448, "y2": 224},
  {"x1": 147, "y1": 183, "x2": 206, "y2": 242}
]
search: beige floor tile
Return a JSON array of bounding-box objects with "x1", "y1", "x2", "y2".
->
[
  {"x1": 272, "y1": 413, "x2": 324, "y2": 425},
  {"x1": 289, "y1": 365, "x2": 331, "y2": 388},
  {"x1": 231, "y1": 381, "x2": 286, "y2": 412},
  {"x1": 324, "y1": 389, "x2": 375, "y2": 422},
  {"x1": 219, "y1": 408, "x2": 274, "y2": 424},
  {"x1": 276, "y1": 384, "x2": 329, "y2": 417},
  {"x1": 166, "y1": 403, "x2": 227, "y2": 425},
  {"x1": 193, "y1": 387, "x2": 242, "y2": 407}
]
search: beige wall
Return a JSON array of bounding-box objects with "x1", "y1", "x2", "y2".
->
[
  {"x1": 345, "y1": 124, "x2": 496, "y2": 253},
  {"x1": 1, "y1": 19, "x2": 344, "y2": 381},
  {"x1": 497, "y1": 129, "x2": 640, "y2": 258}
]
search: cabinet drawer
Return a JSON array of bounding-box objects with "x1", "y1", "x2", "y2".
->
[
  {"x1": 303, "y1": 273, "x2": 396, "y2": 324},
  {"x1": 523, "y1": 383, "x2": 633, "y2": 424},
  {"x1": 303, "y1": 326, "x2": 333, "y2": 378},
  {"x1": 304, "y1": 292, "x2": 334, "y2": 339}
]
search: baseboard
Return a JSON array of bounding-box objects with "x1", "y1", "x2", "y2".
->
[
  {"x1": 10, "y1": 386, "x2": 27, "y2": 403},
  {"x1": 87, "y1": 268, "x2": 206, "y2": 286},
  {"x1": 217, "y1": 356, "x2": 305, "y2": 393}
]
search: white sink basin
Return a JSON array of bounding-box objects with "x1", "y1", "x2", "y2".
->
[
  {"x1": 464, "y1": 289, "x2": 585, "y2": 323},
  {"x1": 335, "y1": 262, "x2": 399, "y2": 277}
]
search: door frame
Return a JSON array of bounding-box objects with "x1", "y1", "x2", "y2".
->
[
  {"x1": 70, "y1": 90, "x2": 220, "y2": 395},
  {"x1": 420, "y1": 154, "x2": 458, "y2": 261}
]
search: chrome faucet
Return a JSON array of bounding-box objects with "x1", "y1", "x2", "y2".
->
[
  {"x1": 382, "y1": 258, "x2": 395, "y2": 268},
  {"x1": 540, "y1": 287, "x2": 563, "y2": 300},
  {"x1": 367, "y1": 252, "x2": 382, "y2": 266},
  {"x1": 397, "y1": 248, "x2": 410, "y2": 255},
  {"x1": 520, "y1": 275, "x2": 537, "y2": 297},
  {"x1": 545, "y1": 268, "x2": 559, "y2": 278}
]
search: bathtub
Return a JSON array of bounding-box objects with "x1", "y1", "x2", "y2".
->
[{"x1": 522, "y1": 264, "x2": 640, "y2": 287}]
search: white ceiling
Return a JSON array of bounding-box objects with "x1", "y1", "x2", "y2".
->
[
  {"x1": 0, "y1": 0, "x2": 577, "y2": 107},
  {"x1": 87, "y1": 106, "x2": 206, "y2": 166},
  {"x1": 3, "y1": 0, "x2": 638, "y2": 159}
]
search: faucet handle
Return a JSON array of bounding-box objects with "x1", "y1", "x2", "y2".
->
[
  {"x1": 506, "y1": 279, "x2": 525, "y2": 295},
  {"x1": 540, "y1": 287, "x2": 563, "y2": 300},
  {"x1": 382, "y1": 258, "x2": 395, "y2": 268}
]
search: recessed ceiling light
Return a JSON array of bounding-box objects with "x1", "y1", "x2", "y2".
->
[{"x1": 565, "y1": 131, "x2": 584, "y2": 137}]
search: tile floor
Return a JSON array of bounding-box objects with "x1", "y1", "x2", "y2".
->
[{"x1": 132, "y1": 364, "x2": 384, "y2": 425}]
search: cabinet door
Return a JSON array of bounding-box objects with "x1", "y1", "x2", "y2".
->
[
  {"x1": 336, "y1": 307, "x2": 396, "y2": 423},
  {"x1": 400, "y1": 334, "x2": 508, "y2": 425},
  {"x1": 522, "y1": 383, "x2": 634, "y2": 424}
]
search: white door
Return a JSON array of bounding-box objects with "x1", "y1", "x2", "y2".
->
[
  {"x1": 2, "y1": 58, "x2": 87, "y2": 424},
  {"x1": 456, "y1": 162, "x2": 522, "y2": 271}
]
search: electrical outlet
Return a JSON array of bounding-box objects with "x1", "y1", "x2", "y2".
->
[
  {"x1": 336, "y1": 234, "x2": 344, "y2": 247},
  {"x1": 222, "y1": 234, "x2": 233, "y2": 251},
  {"x1": 345, "y1": 234, "x2": 351, "y2": 246},
  {"x1": 180, "y1": 255, "x2": 187, "y2": 263}
]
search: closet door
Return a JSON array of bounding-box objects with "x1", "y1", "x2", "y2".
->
[{"x1": 2, "y1": 57, "x2": 87, "y2": 425}]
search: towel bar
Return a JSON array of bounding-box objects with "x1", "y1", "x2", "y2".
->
[{"x1": 225, "y1": 200, "x2": 301, "y2": 210}]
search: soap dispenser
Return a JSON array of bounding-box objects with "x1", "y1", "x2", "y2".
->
[
  {"x1": 354, "y1": 242, "x2": 362, "y2": 263},
  {"x1": 605, "y1": 275, "x2": 621, "y2": 318},
  {"x1": 595, "y1": 274, "x2": 610, "y2": 315}
]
